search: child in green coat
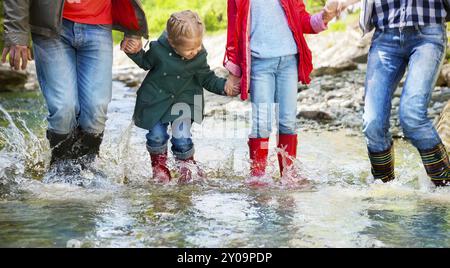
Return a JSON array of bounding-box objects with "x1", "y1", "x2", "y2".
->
[{"x1": 125, "y1": 10, "x2": 239, "y2": 184}]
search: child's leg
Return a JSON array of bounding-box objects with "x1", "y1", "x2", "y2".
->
[
  {"x1": 250, "y1": 57, "x2": 278, "y2": 138},
  {"x1": 171, "y1": 118, "x2": 196, "y2": 183},
  {"x1": 170, "y1": 118, "x2": 194, "y2": 161},
  {"x1": 275, "y1": 55, "x2": 299, "y2": 177},
  {"x1": 146, "y1": 122, "x2": 171, "y2": 182},
  {"x1": 248, "y1": 57, "x2": 278, "y2": 178},
  {"x1": 146, "y1": 122, "x2": 170, "y2": 154},
  {"x1": 275, "y1": 55, "x2": 298, "y2": 135}
]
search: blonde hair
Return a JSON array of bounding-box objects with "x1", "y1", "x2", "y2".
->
[{"x1": 166, "y1": 10, "x2": 205, "y2": 46}]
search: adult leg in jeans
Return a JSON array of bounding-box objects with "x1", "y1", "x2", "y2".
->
[
  {"x1": 74, "y1": 22, "x2": 113, "y2": 160},
  {"x1": 32, "y1": 25, "x2": 79, "y2": 165},
  {"x1": 399, "y1": 26, "x2": 449, "y2": 186},
  {"x1": 363, "y1": 30, "x2": 407, "y2": 182}
]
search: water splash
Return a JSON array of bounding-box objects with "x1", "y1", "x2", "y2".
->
[{"x1": 0, "y1": 82, "x2": 449, "y2": 247}]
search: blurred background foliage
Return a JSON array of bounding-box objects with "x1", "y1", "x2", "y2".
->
[{"x1": 113, "y1": 0, "x2": 332, "y2": 42}]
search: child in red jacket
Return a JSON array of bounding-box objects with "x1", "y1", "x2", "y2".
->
[{"x1": 224, "y1": 0, "x2": 339, "y2": 184}]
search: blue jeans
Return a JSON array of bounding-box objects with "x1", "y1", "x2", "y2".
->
[
  {"x1": 363, "y1": 25, "x2": 447, "y2": 152},
  {"x1": 32, "y1": 19, "x2": 113, "y2": 135},
  {"x1": 146, "y1": 119, "x2": 194, "y2": 160},
  {"x1": 250, "y1": 55, "x2": 299, "y2": 138}
]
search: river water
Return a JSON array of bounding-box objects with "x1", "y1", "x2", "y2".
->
[{"x1": 0, "y1": 82, "x2": 449, "y2": 248}]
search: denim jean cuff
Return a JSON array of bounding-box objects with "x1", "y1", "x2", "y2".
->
[
  {"x1": 146, "y1": 143, "x2": 168, "y2": 154},
  {"x1": 173, "y1": 147, "x2": 195, "y2": 160}
]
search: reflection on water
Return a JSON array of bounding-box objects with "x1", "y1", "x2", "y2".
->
[{"x1": 0, "y1": 83, "x2": 449, "y2": 248}]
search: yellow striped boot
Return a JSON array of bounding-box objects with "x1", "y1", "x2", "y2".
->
[
  {"x1": 368, "y1": 145, "x2": 395, "y2": 183},
  {"x1": 418, "y1": 143, "x2": 450, "y2": 187}
]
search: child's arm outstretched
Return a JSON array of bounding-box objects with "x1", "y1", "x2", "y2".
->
[
  {"x1": 196, "y1": 58, "x2": 238, "y2": 97},
  {"x1": 296, "y1": 0, "x2": 342, "y2": 34},
  {"x1": 122, "y1": 38, "x2": 154, "y2": 71}
]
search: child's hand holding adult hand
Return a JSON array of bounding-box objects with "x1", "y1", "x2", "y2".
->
[
  {"x1": 323, "y1": 0, "x2": 340, "y2": 23},
  {"x1": 121, "y1": 37, "x2": 143, "y2": 54},
  {"x1": 225, "y1": 77, "x2": 241, "y2": 97},
  {"x1": 323, "y1": 0, "x2": 356, "y2": 23},
  {"x1": 225, "y1": 74, "x2": 241, "y2": 96}
]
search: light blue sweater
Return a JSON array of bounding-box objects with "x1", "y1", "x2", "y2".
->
[{"x1": 250, "y1": 0, "x2": 298, "y2": 58}]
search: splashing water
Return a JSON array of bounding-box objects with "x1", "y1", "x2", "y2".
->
[{"x1": 0, "y1": 83, "x2": 449, "y2": 248}]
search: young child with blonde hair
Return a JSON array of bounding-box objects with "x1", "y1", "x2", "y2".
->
[{"x1": 125, "y1": 10, "x2": 239, "y2": 184}]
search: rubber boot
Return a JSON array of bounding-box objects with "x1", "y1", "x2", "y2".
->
[
  {"x1": 150, "y1": 151, "x2": 172, "y2": 183},
  {"x1": 368, "y1": 145, "x2": 395, "y2": 183},
  {"x1": 46, "y1": 130, "x2": 77, "y2": 165},
  {"x1": 248, "y1": 138, "x2": 270, "y2": 177},
  {"x1": 418, "y1": 143, "x2": 450, "y2": 187},
  {"x1": 178, "y1": 156, "x2": 201, "y2": 184},
  {"x1": 277, "y1": 134, "x2": 298, "y2": 177}
]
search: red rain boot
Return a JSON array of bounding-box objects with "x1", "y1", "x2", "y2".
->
[
  {"x1": 277, "y1": 134, "x2": 298, "y2": 177},
  {"x1": 178, "y1": 157, "x2": 196, "y2": 184},
  {"x1": 150, "y1": 152, "x2": 171, "y2": 183},
  {"x1": 248, "y1": 138, "x2": 270, "y2": 177}
]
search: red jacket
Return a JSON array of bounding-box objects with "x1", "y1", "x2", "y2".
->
[{"x1": 224, "y1": 0, "x2": 325, "y2": 100}]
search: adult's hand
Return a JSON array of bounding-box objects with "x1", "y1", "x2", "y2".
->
[
  {"x1": 121, "y1": 36, "x2": 143, "y2": 54},
  {"x1": 1, "y1": 45, "x2": 30, "y2": 71},
  {"x1": 228, "y1": 73, "x2": 241, "y2": 88},
  {"x1": 336, "y1": 0, "x2": 360, "y2": 16}
]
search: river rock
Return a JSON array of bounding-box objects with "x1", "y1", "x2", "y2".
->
[
  {"x1": 431, "y1": 87, "x2": 450, "y2": 102},
  {"x1": 439, "y1": 64, "x2": 450, "y2": 87},
  {"x1": 311, "y1": 60, "x2": 358, "y2": 77},
  {"x1": 0, "y1": 64, "x2": 28, "y2": 92},
  {"x1": 297, "y1": 110, "x2": 334, "y2": 122}
]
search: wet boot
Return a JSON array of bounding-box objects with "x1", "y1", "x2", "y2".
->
[
  {"x1": 248, "y1": 138, "x2": 269, "y2": 177},
  {"x1": 368, "y1": 145, "x2": 395, "y2": 183},
  {"x1": 47, "y1": 130, "x2": 77, "y2": 165},
  {"x1": 150, "y1": 151, "x2": 172, "y2": 183},
  {"x1": 277, "y1": 134, "x2": 298, "y2": 177},
  {"x1": 418, "y1": 143, "x2": 450, "y2": 187},
  {"x1": 72, "y1": 131, "x2": 104, "y2": 165},
  {"x1": 177, "y1": 157, "x2": 197, "y2": 184}
]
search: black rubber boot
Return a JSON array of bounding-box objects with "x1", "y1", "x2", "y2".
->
[
  {"x1": 72, "y1": 131, "x2": 104, "y2": 166},
  {"x1": 46, "y1": 130, "x2": 78, "y2": 165}
]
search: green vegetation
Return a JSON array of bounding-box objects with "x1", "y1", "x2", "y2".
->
[
  {"x1": 306, "y1": 0, "x2": 327, "y2": 13},
  {"x1": 113, "y1": 0, "x2": 227, "y2": 42},
  {"x1": 113, "y1": 0, "x2": 334, "y2": 42}
]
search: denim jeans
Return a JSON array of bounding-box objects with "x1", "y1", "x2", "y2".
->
[
  {"x1": 363, "y1": 25, "x2": 447, "y2": 152},
  {"x1": 250, "y1": 55, "x2": 299, "y2": 138},
  {"x1": 146, "y1": 119, "x2": 194, "y2": 160},
  {"x1": 32, "y1": 19, "x2": 113, "y2": 135}
]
